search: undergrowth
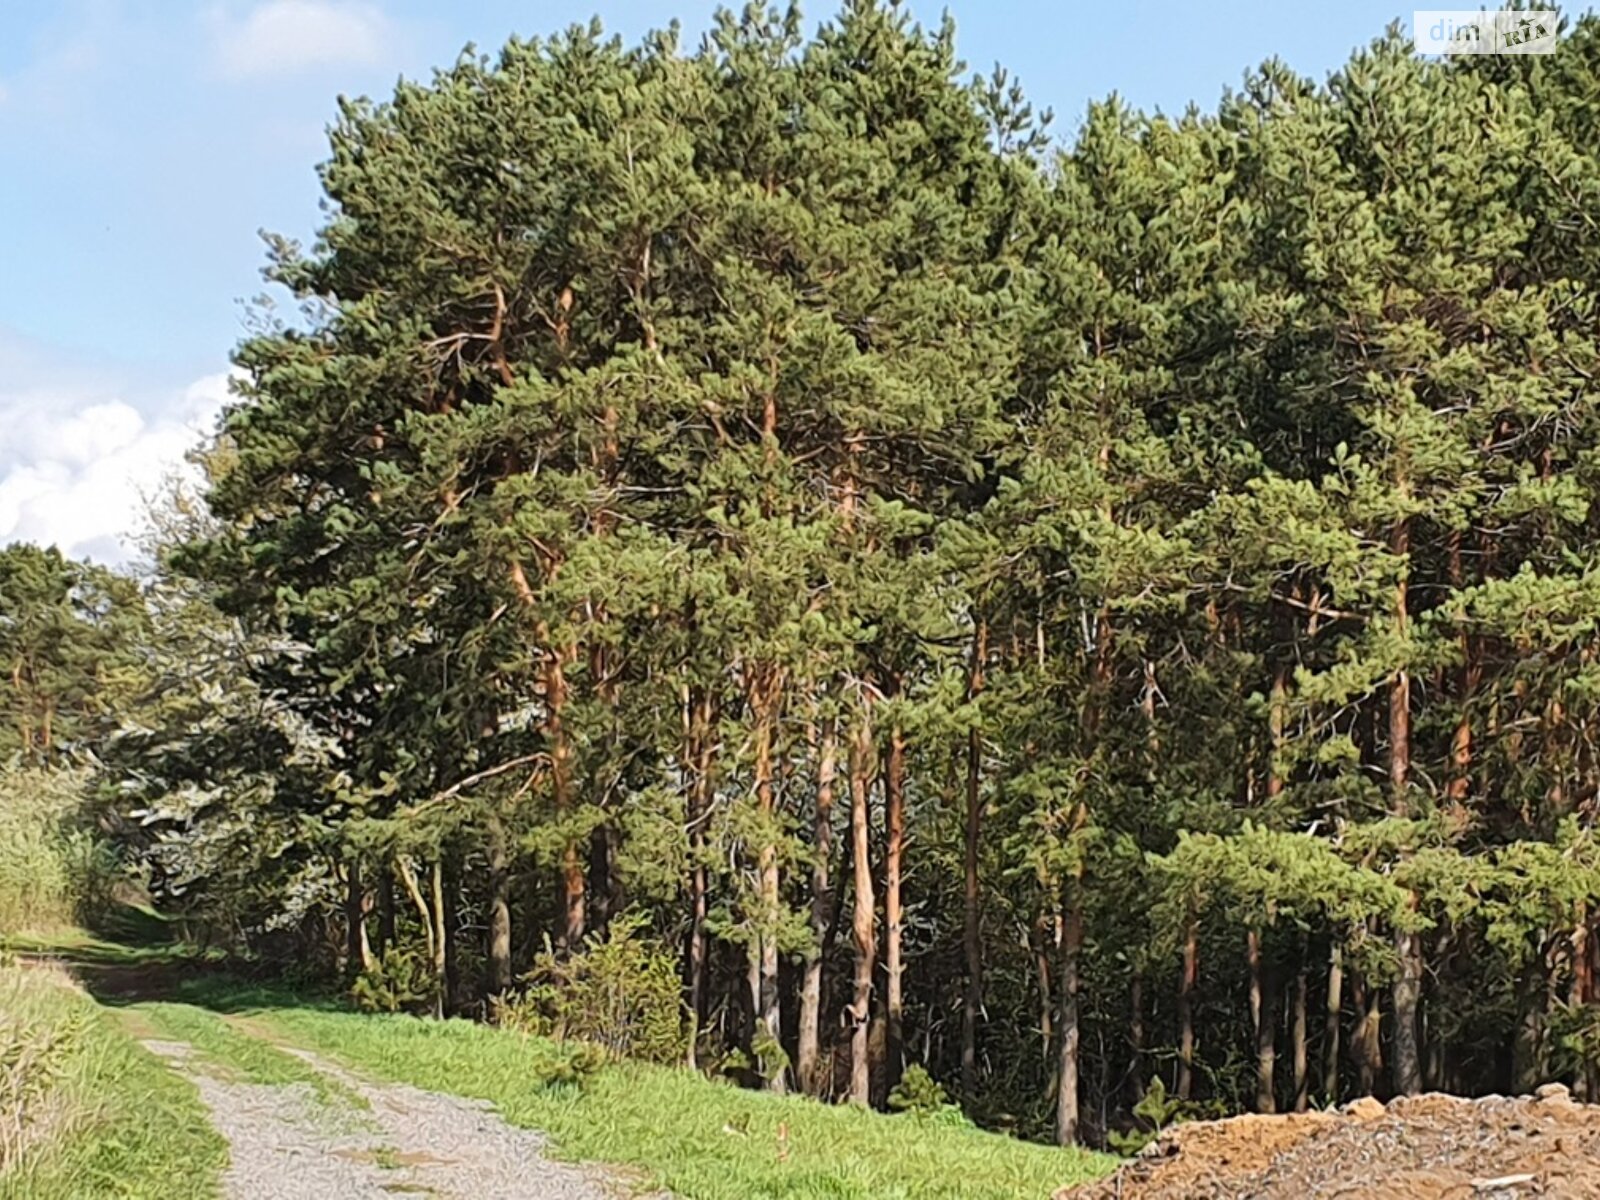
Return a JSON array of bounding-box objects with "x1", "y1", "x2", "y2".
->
[{"x1": 0, "y1": 769, "x2": 116, "y2": 935}]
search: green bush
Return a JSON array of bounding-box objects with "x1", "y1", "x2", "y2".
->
[
  {"x1": 541, "y1": 1041, "x2": 609, "y2": 1090},
  {"x1": 1106, "y1": 1076, "x2": 1226, "y2": 1156},
  {"x1": 888, "y1": 1064, "x2": 974, "y2": 1127},
  {"x1": 350, "y1": 946, "x2": 437, "y2": 1015},
  {"x1": 514, "y1": 913, "x2": 687, "y2": 1064},
  {"x1": 888, "y1": 1064, "x2": 949, "y2": 1114}
]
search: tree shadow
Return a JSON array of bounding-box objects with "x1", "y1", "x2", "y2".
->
[{"x1": 10, "y1": 928, "x2": 337, "y2": 1016}]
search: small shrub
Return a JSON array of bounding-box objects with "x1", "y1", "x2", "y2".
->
[
  {"x1": 888, "y1": 1064, "x2": 971, "y2": 1126},
  {"x1": 1550, "y1": 1000, "x2": 1600, "y2": 1083},
  {"x1": 715, "y1": 1047, "x2": 760, "y2": 1087},
  {"x1": 350, "y1": 946, "x2": 436, "y2": 1015},
  {"x1": 1106, "y1": 1076, "x2": 1225, "y2": 1156},
  {"x1": 489, "y1": 988, "x2": 551, "y2": 1037},
  {"x1": 751, "y1": 1025, "x2": 789, "y2": 1086},
  {"x1": 888, "y1": 1063, "x2": 949, "y2": 1114},
  {"x1": 518, "y1": 913, "x2": 687, "y2": 1064},
  {"x1": 543, "y1": 1041, "x2": 608, "y2": 1090}
]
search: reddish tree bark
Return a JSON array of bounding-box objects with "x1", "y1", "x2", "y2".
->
[
  {"x1": 798, "y1": 711, "x2": 838, "y2": 1096},
  {"x1": 1178, "y1": 917, "x2": 1199, "y2": 1100},
  {"x1": 848, "y1": 701, "x2": 876, "y2": 1106},
  {"x1": 884, "y1": 716, "x2": 907, "y2": 1091}
]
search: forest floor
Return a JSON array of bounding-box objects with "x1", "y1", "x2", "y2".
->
[
  {"x1": 1058, "y1": 1090, "x2": 1600, "y2": 1200},
  {"x1": 4, "y1": 934, "x2": 1115, "y2": 1200}
]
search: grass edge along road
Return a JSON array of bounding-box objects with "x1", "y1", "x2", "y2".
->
[
  {"x1": 0, "y1": 956, "x2": 226, "y2": 1200},
  {"x1": 3, "y1": 935, "x2": 1115, "y2": 1199},
  {"x1": 253, "y1": 995, "x2": 1116, "y2": 1200}
]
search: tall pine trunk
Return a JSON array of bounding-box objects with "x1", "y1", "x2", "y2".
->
[
  {"x1": 486, "y1": 817, "x2": 512, "y2": 994},
  {"x1": 1057, "y1": 608, "x2": 1110, "y2": 1134},
  {"x1": 1055, "y1": 885, "x2": 1083, "y2": 1146},
  {"x1": 1574, "y1": 908, "x2": 1596, "y2": 1099},
  {"x1": 1325, "y1": 941, "x2": 1343, "y2": 1104},
  {"x1": 1034, "y1": 915, "x2": 1054, "y2": 1069},
  {"x1": 684, "y1": 686, "x2": 714, "y2": 1062},
  {"x1": 848, "y1": 702, "x2": 876, "y2": 1106},
  {"x1": 1355, "y1": 977, "x2": 1383, "y2": 1095},
  {"x1": 588, "y1": 825, "x2": 617, "y2": 937},
  {"x1": 1292, "y1": 960, "x2": 1309, "y2": 1111},
  {"x1": 343, "y1": 857, "x2": 373, "y2": 978},
  {"x1": 1389, "y1": 516, "x2": 1424, "y2": 1096},
  {"x1": 1267, "y1": 665, "x2": 1288, "y2": 799},
  {"x1": 1446, "y1": 530, "x2": 1475, "y2": 810},
  {"x1": 1512, "y1": 961, "x2": 1548, "y2": 1093},
  {"x1": 1178, "y1": 916, "x2": 1198, "y2": 1100},
  {"x1": 507, "y1": 560, "x2": 584, "y2": 956},
  {"x1": 430, "y1": 858, "x2": 448, "y2": 1018},
  {"x1": 799, "y1": 710, "x2": 838, "y2": 1096},
  {"x1": 884, "y1": 718, "x2": 907, "y2": 1091},
  {"x1": 751, "y1": 664, "x2": 785, "y2": 1092},
  {"x1": 1127, "y1": 970, "x2": 1146, "y2": 1104},
  {"x1": 1249, "y1": 927, "x2": 1275, "y2": 1113},
  {"x1": 961, "y1": 616, "x2": 987, "y2": 1098},
  {"x1": 396, "y1": 855, "x2": 441, "y2": 1016},
  {"x1": 545, "y1": 640, "x2": 584, "y2": 951},
  {"x1": 586, "y1": 401, "x2": 622, "y2": 941},
  {"x1": 376, "y1": 866, "x2": 395, "y2": 957}
]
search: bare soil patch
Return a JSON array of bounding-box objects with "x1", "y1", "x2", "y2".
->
[{"x1": 1058, "y1": 1088, "x2": 1600, "y2": 1199}]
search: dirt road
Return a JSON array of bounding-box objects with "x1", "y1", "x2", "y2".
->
[{"x1": 140, "y1": 1026, "x2": 634, "y2": 1200}]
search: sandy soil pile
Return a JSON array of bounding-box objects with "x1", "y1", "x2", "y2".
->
[{"x1": 1058, "y1": 1085, "x2": 1600, "y2": 1199}]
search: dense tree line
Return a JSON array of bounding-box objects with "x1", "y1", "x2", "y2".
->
[{"x1": 11, "y1": 0, "x2": 1600, "y2": 1151}]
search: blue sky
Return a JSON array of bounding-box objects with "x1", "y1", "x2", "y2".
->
[{"x1": 0, "y1": 0, "x2": 1411, "y2": 561}]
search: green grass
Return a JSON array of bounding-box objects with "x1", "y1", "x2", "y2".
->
[
  {"x1": 123, "y1": 1002, "x2": 360, "y2": 1108},
  {"x1": 252, "y1": 1004, "x2": 1116, "y2": 1200},
  {"x1": 0, "y1": 946, "x2": 1116, "y2": 1199},
  {"x1": 1, "y1": 928, "x2": 220, "y2": 967},
  {"x1": 0, "y1": 963, "x2": 226, "y2": 1200}
]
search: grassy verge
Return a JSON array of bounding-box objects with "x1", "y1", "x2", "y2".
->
[
  {"x1": 251, "y1": 1002, "x2": 1116, "y2": 1200},
  {"x1": 0, "y1": 961, "x2": 226, "y2": 1200},
  {"x1": 125, "y1": 1001, "x2": 360, "y2": 1108}
]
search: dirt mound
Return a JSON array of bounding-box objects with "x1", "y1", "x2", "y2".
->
[{"x1": 1058, "y1": 1086, "x2": 1600, "y2": 1199}]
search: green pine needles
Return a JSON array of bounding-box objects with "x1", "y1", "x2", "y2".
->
[{"x1": 12, "y1": 0, "x2": 1600, "y2": 1163}]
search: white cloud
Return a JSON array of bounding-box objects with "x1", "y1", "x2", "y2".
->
[
  {"x1": 0, "y1": 333, "x2": 232, "y2": 565},
  {"x1": 209, "y1": 0, "x2": 394, "y2": 79}
]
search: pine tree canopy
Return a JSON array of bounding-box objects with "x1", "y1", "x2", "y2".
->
[{"x1": 15, "y1": 0, "x2": 1600, "y2": 1148}]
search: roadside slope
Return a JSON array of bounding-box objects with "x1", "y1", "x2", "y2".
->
[{"x1": 0, "y1": 958, "x2": 226, "y2": 1200}]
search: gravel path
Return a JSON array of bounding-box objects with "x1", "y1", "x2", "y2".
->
[{"x1": 140, "y1": 1036, "x2": 633, "y2": 1199}]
